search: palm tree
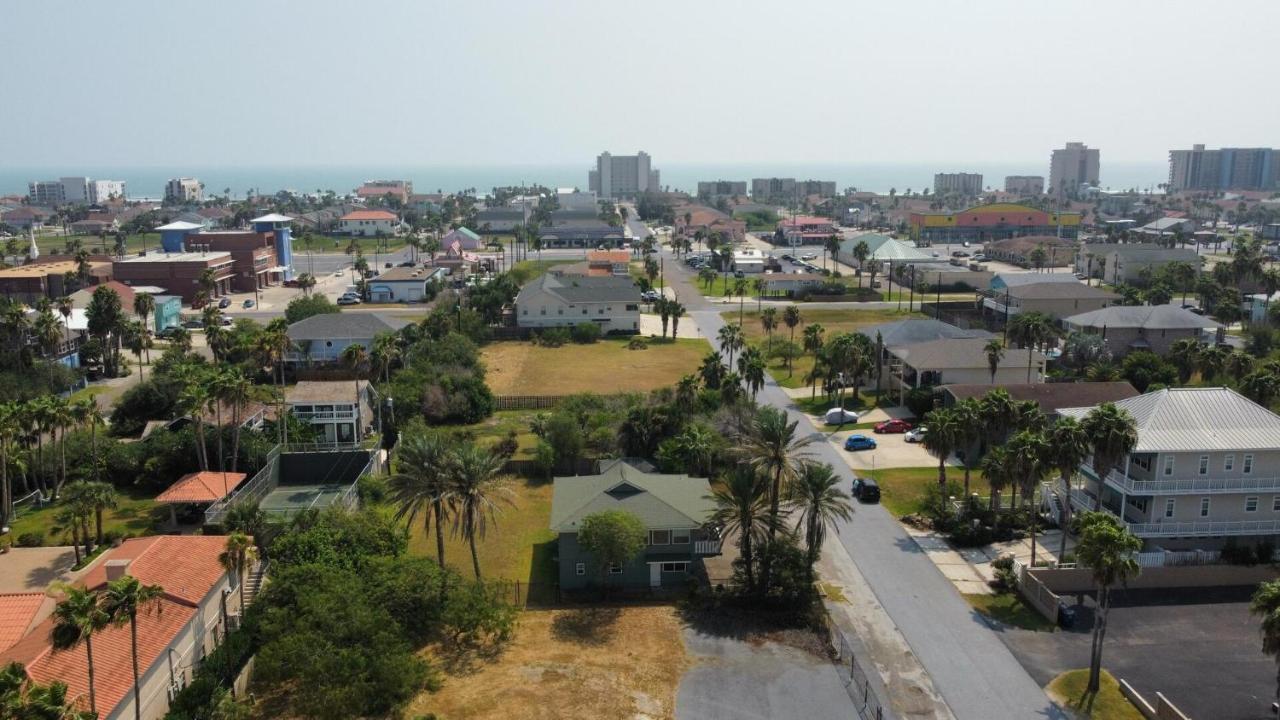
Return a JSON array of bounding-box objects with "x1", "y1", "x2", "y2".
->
[
  {"x1": 1251, "y1": 580, "x2": 1280, "y2": 705},
  {"x1": 1167, "y1": 337, "x2": 1201, "y2": 384},
  {"x1": 50, "y1": 584, "x2": 109, "y2": 714},
  {"x1": 707, "y1": 467, "x2": 770, "y2": 594},
  {"x1": 389, "y1": 430, "x2": 453, "y2": 570},
  {"x1": 980, "y1": 445, "x2": 1014, "y2": 517},
  {"x1": 760, "y1": 307, "x2": 778, "y2": 351},
  {"x1": 1007, "y1": 430, "x2": 1051, "y2": 565},
  {"x1": 717, "y1": 323, "x2": 745, "y2": 369},
  {"x1": 340, "y1": 343, "x2": 369, "y2": 438},
  {"x1": 739, "y1": 406, "x2": 814, "y2": 590},
  {"x1": 1007, "y1": 313, "x2": 1055, "y2": 383},
  {"x1": 983, "y1": 339, "x2": 1005, "y2": 384},
  {"x1": 219, "y1": 532, "x2": 257, "y2": 613},
  {"x1": 949, "y1": 397, "x2": 983, "y2": 497},
  {"x1": 782, "y1": 305, "x2": 802, "y2": 373},
  {"x1": 1080, "y1": 403, "x2": 1138, "y2": 510},
  {"x1": 668, "y1": 300, "x2": 686, "y2": 338},
  {"x1": 71, "y1": 397, "x2": 103, "y2": 483},
  {"x1": 371, "y1": 333, "x2": 400, "y2": 383},
  {"x1": 738, "y1": 347, "x2": 766, "y2": 400},
  {"x1": 1075, "y1": 512, "x2": 1141, "y2": 696},
  {"x1": 101, "y1": 575, "x2": 165, "y2": 720},
  {"x1": 177, "y1": 381, "x2": 211, "y2": 471},
  {"x1": 48, "y1": 396, "x2": 73, "y2": 499},
  {"x1": 447, "y1": 443, "x2": 513, "y2": 581},
  {"x1": 698, "y1": 351, "x2": 726, "y2": 389},
  {"x1": 788, "y1": 462, "x2": 853, "y2": 583},
  {"x1": 852, "y1": 240, "x2": 870, "y2": 288},
  {"x1": 922, "y1": 408, "x2": 963, "y2": 503},
  {"x1": 1048, "y1": 417, "x2": 1091, "y2": 561},
  {"x1": 76, "y1": 481, "x2": 118, "y2": 546},
  {"x1": 132, "y1": 293, "x2": 155, "y2": 338}
]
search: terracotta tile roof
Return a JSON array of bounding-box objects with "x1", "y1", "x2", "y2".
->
[
  {"x1": 587, "y1": 250, "x2": 631, "y2": 264},
  {"x1": 154, "y1": 471, "x2": 248, "y2": 504},
  {"x1": 9, "y1": 599, "x2": 198, "y2": 715},
  {"x1": 0, "y1": 594, "x2": 47, "y2": 653},
  {"x1": 79, "y1": 536, "x2": 231, "y2": 606},
  {"x1": 341, "y1": 210, "x2": 398, "y2": 221}
]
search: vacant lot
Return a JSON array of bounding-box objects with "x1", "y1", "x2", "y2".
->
[
  {"x1": 410, "y1": 606, "x2": 687, "y2": 720},
  {"x1": 863, "y1": 466, "x2": 991, "y2": 518},
  {"x1": 482, "y1": 337, "x2": 710, "y2": 396},
  {"x1": 725, "y1": 308, "x2": 922, "y2": 388},
  {"x1": 401, "y1": 475, "x2": 556, "y2": 587}
]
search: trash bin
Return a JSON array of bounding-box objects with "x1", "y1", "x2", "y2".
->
[{"x1": 1057, "y1": 601, "x2": 1076, "y2": 629}]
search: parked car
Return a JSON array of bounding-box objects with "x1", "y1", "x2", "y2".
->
[
  {"x1": 800, "y1": 253, "x2": 817, "y2": 261},
  {"x1": 242, "y1": 299, "x2": 255, "y2": 309},
  {"x1": 217, "y1": 297, "x2": 231, "y2": 309},
  {"x1": 640, "y1": 290, "x2": 660, "y2": 301},
  {"x1": 824, "y1": 407, "x2": 860, "y2": 425},
  {"x1": 219, "y1": 316, "x2": 233, "y2": 326},
  {"x1": 181, "y1": 319, "x2": 203, "y2": 329},
  {"x1": 844, "y1": 434, "x2": 877, "y2": 451},
  {"x1": 336, "y1": 295, "x2": 362, "y2": 305},
  {"x1": 283, "y1": 279, "x2": 300, "y2": 288},
  {"x1": 970, "y1": 253, "x2": 986, "y2": 262},
  {"x1": 398, "y1": 261, "x2": 415, "y2": 267},
  {"x1": 852, "y1": 477, "x2": 881, "y2": 503},
  {"x1": 904, "y1": 426, "x2": 926, "y2": 443},
  {"x1": 950, "y1": 251, "x2": 969, "y2": 258},
  {"x1": 385, "y1": 262, "x2": 394, "y2": 268},
  {"x1": 333, "y1": 270, "x2": 344, "y2": 277},
  {"x1": 874, "y1": 419, "x2": 913, "y2": 434},
  {"x1": 157, "y1": 326, "x2": 183, "y2": 339},
  {"x1": 733, "y1": 270, "x2": 745, "y2": 278}
]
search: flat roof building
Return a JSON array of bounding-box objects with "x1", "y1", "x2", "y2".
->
[{"x1": 113, "y1": 251, "x2": 235, "y2": 302}]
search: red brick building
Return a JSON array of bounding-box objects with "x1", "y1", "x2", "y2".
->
[
  {"x1": 113, "y1": 251, "x2": 235, "y2": 302},
  {"x1": 186, "y1": 230, "x2": 281, "y2": 292}
]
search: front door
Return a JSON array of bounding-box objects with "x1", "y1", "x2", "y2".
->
[{"x1": 649, "y1": 563, "x2": 661, "y2": 588}]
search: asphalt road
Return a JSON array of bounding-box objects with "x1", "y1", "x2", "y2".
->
[{"x1": 658, "y1": 244, "x2": 1063, "y2": 720}]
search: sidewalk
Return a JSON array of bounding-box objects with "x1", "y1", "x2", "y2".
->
[{"x1": 904, "y1": 525, "x2": 1076, "y2": 596}]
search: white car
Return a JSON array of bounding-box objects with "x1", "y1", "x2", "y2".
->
[
  {"x1": 904, "y1": 427, "x2": 927, "y2": 443},
  {"x1": 333, "y1": 270, "x2": 344, "y2": 276},
  {"x1": 800, "y1": 253, "x2": 818, "y2": 260}
]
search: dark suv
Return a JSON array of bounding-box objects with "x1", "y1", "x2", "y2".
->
[{"x1": 852, "y1": 477, "x2": 880, "y2": 503}]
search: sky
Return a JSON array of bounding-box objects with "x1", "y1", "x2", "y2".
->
[{"x1": 1, "y1": 0, "x2": 1276, "y2": 168}]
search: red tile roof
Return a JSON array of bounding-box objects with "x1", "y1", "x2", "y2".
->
[
  {"x1": 79, "y1": 536, "x2": 231, "y2": 606},
  {"x1": 154, "y1": 471, "x2": 248, "y2": 505},
  {"x1": 0, "y1": 594, "x2": 47, "y2": 653},
  {"x1": 341, "y1": 210, "x2": 398, "y2": 221},
  {"x1": 587, "y1": 250, "x2": 631, "y2": 264}
]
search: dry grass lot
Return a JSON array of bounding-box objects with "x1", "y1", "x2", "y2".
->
[
  {"x1": 410, "y1": 605, "x2": 688, "y2": 720},
  {"x1": 482, "y1": 337, "x2": 710, "y2": 396}
]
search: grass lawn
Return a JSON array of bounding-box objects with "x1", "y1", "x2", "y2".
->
[
  {"x1": 403, "y1": 475, "x2": 556, "y2": 586},
  {"x1": 67, "y1": 385, "x2": 111, "y2": 405},
  {"x1": 9, "y1": 487, "x2": 163, "y2": 545},
  {"x1": 725, "y1": 308, "x2": 923, "y2": 388},
  {"x1": 460, "y1": 409, "x2": 542, "y2": 461},
  {"x1": 1046, "y1": 669, "x2": 1145, "y2": 720},
  {"x1": 792, "y1": 391, "x2": 874, "y2": 418},
  {"x1": 512, "y1": 258, "x2": 576, "y2": 283},
  {"x1": 409, "y1": 606, "x2": 687, "y2": 720},
  {"x1": 965, "y1": 592, "x2": 1056, "y2": 632},
  {"x1": 482, "y1": 337, "x2": 710, "y2": 396},
  {"x1": 863, "y1": 466, "x2": 989, "y2": 518}
]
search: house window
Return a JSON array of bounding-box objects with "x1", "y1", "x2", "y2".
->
[
  {"x1": 582, "y1": 309, "x2": 588, "y2": 314},
  {"x1": 1163, "y1": 456, "x2": 1174, "y2": 476},
  {"x1": 1273, "y1": 496, "x2": 1280, "y2": 512},
  {"x1": 1133, "y1": 455, "x2": 1152, "y2": 472},
  {"x1": 672, "y1": 529, "x2": 690, "y2": 544},
  {"x1": 575, "y1": 562, "x2": 585, "y2": 576},
  {"x1": 1200, "y1": 497, "x2": 1211, "y2": 517},
  {"x1": 1225, "y1": 454, "x2": 1235, "y2": 472},
  {"x1": 1164, "y1": 498, "x2": 1175, "y2": 518},
  {"x1": 1245, "y1": 455, "x2": 1254, "y2": 474},
  {"x1": 625, "y1": 304, "x2": 638, "y2": 311},
  {"x1": 660, "y1": 562, "x2": 689, "y2": 573},
  {"x1": 1246, "y1": 497, "x2": 1259, "y2": 512},
  {"x1": 608, "y1": 563, "x2": 623, "y2": 575},
  {"x1": 1198, "y1": 455, "x2": 1209, "y2": 475},
  {"x1": 649, "y1": 530, "x2": 671, "y2": 546}
]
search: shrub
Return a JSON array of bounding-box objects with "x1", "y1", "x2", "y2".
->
[
  {"x1": 627, "y1": 337, "x2": 649, "y2": 350},
  {"x1": 285, "y1": 294, "x2": 341, "y2": 324},
  {"x1": 990, "y1": 555, "x2": 1018, "y2": 592},
  {"x1": 492, "y1": 430, "x2": 519, "y2": 459},
  {"x1": 535, "y1": 327, "x2": 571, "y2": 347},
  {"x1": 16, "y1": 532, "x2": 44, "y2": 547},
  {"x1": 103, "y1": 529, "x2": 124, "y2": 546},
  {"x1": 904, "y1": 387, "x2": 937, "y2": 418},
  {"x1": 571, "y1": 322, "x2": 602, "y2": 344},
  {"x1": 357, "y1": 473, "x2": 389, "y2": 504},
  {"x1": 947, "y1": 521, "x2": 993, "y2": 548}
]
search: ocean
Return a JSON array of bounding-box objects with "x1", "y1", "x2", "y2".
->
[{"x1": 0, "y1": 161, "x2": 1169, "y2": 200}]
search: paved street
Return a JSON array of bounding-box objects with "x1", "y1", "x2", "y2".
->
[{"x1": 658, "y1": 243, "x2": 1063, "y2": 720}]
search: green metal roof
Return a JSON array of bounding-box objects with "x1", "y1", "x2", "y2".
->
[{"x1": 550, "y1": 459, "x2": 715, "y2": 533}]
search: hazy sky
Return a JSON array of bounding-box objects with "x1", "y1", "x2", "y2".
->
[{"x1": 2, "y1": 0, "x2": 1276, "y2": 167}]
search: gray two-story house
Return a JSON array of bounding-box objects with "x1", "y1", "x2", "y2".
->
[
  {"x1": 1058, "y1": 387, "x2": 1280, "y2": 551},
  {"x1": 550, "y1": 460, "x2": 721, "y2": 591},
  {"x1": 1062, "y1": 304, "x2": 1221, "y2": 357}
]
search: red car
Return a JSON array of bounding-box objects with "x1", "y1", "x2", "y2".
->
[{"x1": 874, "y1": 419, "x2": 913, "y2": 434}]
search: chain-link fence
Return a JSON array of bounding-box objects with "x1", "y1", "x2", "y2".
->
[{"x1": 832, "y1": 627, "x2": 891, "y2": 720}]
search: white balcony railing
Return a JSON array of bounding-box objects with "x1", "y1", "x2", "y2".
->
[
  {"x1": 694, "y1": 539, "x2": 722, "y2": 555},
  {"x1": 1126, "y1": 519, "x2": 1280, "y2": 538},
  {"x1": 1085, "y1": 465, "x2": 1280, "y2": 496}
]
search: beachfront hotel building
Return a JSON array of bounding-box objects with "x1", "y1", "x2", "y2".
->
[{"x1": 589, "y1": 151, "x2": 661, "y2": 200}]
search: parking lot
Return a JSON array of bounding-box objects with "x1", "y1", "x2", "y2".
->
[{"x1": 1000, "y1": 586, "x2": 1276, "y2": 720}]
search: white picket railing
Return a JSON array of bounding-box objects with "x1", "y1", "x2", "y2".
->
[{"x1": 694, "y1": 539, "x2": 722, "y2": 555}]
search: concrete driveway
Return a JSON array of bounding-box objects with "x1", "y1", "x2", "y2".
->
[
  {"x1": 999, "y1": 586, "x2": 1274, "y2": 720},
  {"x1": 0, "y1": 546, "x2": 93, "y2": 593},
  {"x1": 676, "y1": 628, "x2": 852, "y2": 720},
  {"x1": 828, "y1": 426, "x2": 939, "y2": 470}
]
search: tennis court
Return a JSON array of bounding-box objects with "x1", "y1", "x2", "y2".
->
[{"x1": 259, "y1": 483, "x2": 350, "y2": 514}]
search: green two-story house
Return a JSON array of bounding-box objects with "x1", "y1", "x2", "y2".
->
[{"x1": 551, "y1": 460, "x2": 722, "y2": 591}]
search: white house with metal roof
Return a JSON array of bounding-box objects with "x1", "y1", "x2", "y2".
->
[{"x1": 1058, "y1": 388, "x2": 1280, "y2": 550}]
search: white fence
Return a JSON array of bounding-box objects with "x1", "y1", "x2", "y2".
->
[{"x1": 1136, "y1": 549, "x2": 1222, "y2": 568}]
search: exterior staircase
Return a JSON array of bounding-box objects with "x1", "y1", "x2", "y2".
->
[{"x1": 242, "y1": 560, "x2": 269, "y2": 607}]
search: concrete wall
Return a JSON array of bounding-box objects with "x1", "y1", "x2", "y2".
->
[{"x1": 1028, "y1": 564, "x2": 1280, "y2": 594}]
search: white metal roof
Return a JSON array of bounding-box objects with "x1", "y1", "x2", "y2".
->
[
  {"x1": 1059, "y1": 387, "x2": 1280, "y2": 453},
  {"x1": 154, "y1": 221, "x2": 204, "y2": 231},
  {"x1": 250, "y1": 213, "x2": 293, "y2": 223}
]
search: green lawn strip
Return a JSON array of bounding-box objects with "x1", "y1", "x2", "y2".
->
[
  {"x1": 458, "y1": 409, "x2": 542, "y2": 460},
  {"x1": 863, "y1": 466, "x2": 989, "y2": 518},
  {"x1": 1045, "y1": 669, "x2": 1145, "y2": 720},
  {"x1": 67, "y1": 385, "x2": 111, "y2": 404},
  {"x1": 9, "y1": 486, "x2": 163, "y2": 545},
  {"x1": 965, "y1": 592, "x2": 1056, "y2": 632},
  {"x1": 728, "y1": 308, "x2": 923, "y2": 343},
  {"x1": 790, "y1": 392, "x2": 872, "y2": 419},
  {"x1": 511, "y1": 259, "x2": 576, "y2": 283}
]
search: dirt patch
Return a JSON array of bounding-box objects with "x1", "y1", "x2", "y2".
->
[{"x1": 410, "y1": 605, "x2": 688, "y2": 720}]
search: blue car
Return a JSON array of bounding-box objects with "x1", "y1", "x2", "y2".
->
[{"x1": 844, "y1": 434, "x2": 877, "y2": 451}]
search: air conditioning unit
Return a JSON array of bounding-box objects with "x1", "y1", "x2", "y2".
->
[{"x1": 226, "y1": 612, "x2": 241, "y2": 631}]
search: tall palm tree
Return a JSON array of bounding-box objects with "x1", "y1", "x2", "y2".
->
[
  {"x1": 1006, "y1": 313, "x2": 1055, "y2": 383},
  {"x1": 980, "y1": 445, "x2": 1014, "y2": 517},
  {"x1": 852, "y1": 241, "x2": 870, "y2": 288},
  {"x1": 1047, "y1": 416, "x2": 1091, "y2": 560},
  {"x1": 922, "y1": 408, "x2": 963, "y2": 502},
  {"x1": 739, "y1": 406, "x2": 814, "y2": 590},
  {"x1": 389, "y1": 431, "x2": 454, "y2": 570},
  {"x1": 788, "y1": 462, "x2": 853, "y2": 583},
  {"x1": 101, "y1": 575, "x2": 165, "y2": 720},
  {"x1": 1007, "y1": 430, "x2": 1050, "y2": 565},
  {"x1": 1075, "y1": 512, "x2": 1141, "y2": 696},
  {"x1": 707, "y1": 467, "x2": 770, "y2": 594},
  {"x1": 79, "y1": 481, "x2": 118, "y2": 546},
  {"x1": 668, "y1": 300, "x2": 686, "y2": 338},
  {"x1": 1080, "y1": 403, "x2": 1138, "y2": 510},
  {"x1": 448, "y1": 442, "x2": 513, "y2": 580},
  {"x1": 50, "y1": 584, "x2": 109, "y2": 713},
  {"x1": 950, "y1": 397, "x2": 983, "y2": 497},
  {"x1": 1166, "y1": 337, "x2": 1201, "y2": 384},
  {"x1": 177, "y1": 381, "x2": 211, "y2": 471},
  {"x1": 782, "y1": 305, "x2": 802, "y2": 373},
  {"x1": 219, "y1": 532, "x2": 257, "y2": 613},
  {"x1": 70, "y1": 397, "x2": 103, "y2": 483},
  {"x1": 759, "y1": 307, "x2": 778, "y2": 351},
  {"x1": 1251, "y1": 580, "x2": 1280, "y2": 706},
  {"x1": 341, "y1": 344, "x2": 369, "y2": 439},
  {"x1": 979, "y1": 388, "x2": 1019, "y2": 445},
  {"x1": 48, "y1": 396, "x2": 73, "y2": 500},
  {"x1": 983, "y1": 339, "x2": 1005, "y2": 384},
  {"x1": 132, "y1": 293, "x2": 155, "y2": 337},
  {"x1": 0, "y1": 402, "x2": 17, "y2": 530},
  {"x1": 717, "y1": 323, "x2": 745, "y2": 369}
]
